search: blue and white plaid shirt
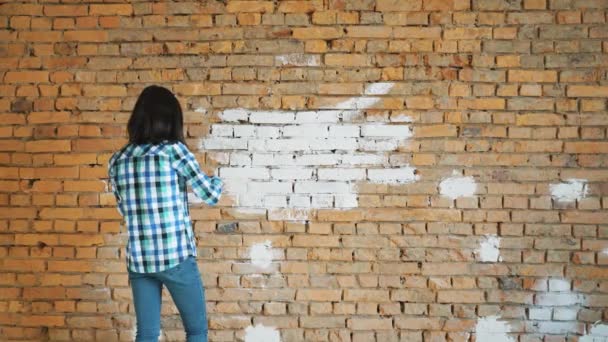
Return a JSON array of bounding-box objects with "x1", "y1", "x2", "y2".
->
[{"x1": 108, "y1": 140, "x2": 223, "y2": 273}]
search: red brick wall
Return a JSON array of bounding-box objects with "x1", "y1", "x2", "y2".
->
[{"x1": 1, "y1": 0, "x2": 608, "y2": 341}]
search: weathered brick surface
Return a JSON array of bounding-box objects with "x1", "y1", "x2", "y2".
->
[{"x1": 1, "y1": 0, "x2": 607, "y2": 341}]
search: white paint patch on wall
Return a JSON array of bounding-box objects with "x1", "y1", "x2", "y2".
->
[
  {"x1": 203, "y1": 82, "x2": 419, "y2": 220},
  {"x1": 275, "y1": 54, "x2": 320, "y2": 67},
  {"x1": 550, "y1": 178, "x2": 588, "y2": 202},
  {"x1": 476, "y1": 235, "x2": 502, "y2": 262},
  {"x1": 250, "y1": 240, "x2": 273, "y2": 269},
  {"x1": 439, "y1": 171, "x2": 477, "y2": 199},
  {"x1": 245, "y1": 324, "x2": 281, "y2": 342},
  {"x1": 580, "y1": 323, "x2": 608, "y2": 342},
  {"x1": 475, "y1": 316, "x2": 515, "y2": 342}
]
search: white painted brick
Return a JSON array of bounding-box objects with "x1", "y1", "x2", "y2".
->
[
  {"x1": 250, "y1": 111, "x2": 295, "y2": 124},
  {"x1": 328, "y1": 125, "x2": 360, "y2": 137},
  {"x1": 361, "y1": 124, "x2": 413, "y2": 138},
  {"x1": 289, "y1": 195, "x2": 311, "y2": 207},
  {"x1": 253, "y1": 153, "x2": 296, "y2": 166},
  {"x1": 248, "y1": 181, "x2": 293, "y2": 194},
  {"x1": 229, "y1": 152, "x2": 251, "y2": 166},
  {"x1": 239, "y1": 194, "x2": 264, "y2": 207},
  {"x1": 219, "y1": 108, "x2": 248, "y2": 122},
  {"x1": 247, "y1": 139, "x2": 267, "y2": 152},
  {"x1": 223, "y1": 179, "x2": 248, "y2": 193},
  {"x1": 335, "y1": 194, "x2": 358, "y2": 208},
  {"x1": 333, "y1": 97, "x2": 382, "y2": 110},
  {"x1": 533, "y1": 321, "x2": 581, "y2": 334},
  {"x1": 311, "y1": 195, "x2": 333, "y2": 208},
  {"x1": 365, "y1": 82, "x2": 395, "y2": 95},
  {"x1": 309, "y1": 138, "x2": 358, "y2": 151},
  {"x1": 270, "y1": 168, "x2": 314, "y2": 180},
  {"x1": 368, "y1": 167, "x2": 419, "y2": 183},
  {"x1": 264, "y1": 195, "x2": 287, "y2": 207},
  {"x1": 265, "y1": 139, "x2": 311, "y2": 152},
  {"x1": 318, "y1": 168, "x2": 366, "y2": 181},
  {"x1": 233, "y1": 125, "x2": 256, "y2": 137},
  {"x1": 342, "y1": 153, "x2": 387, "y2": 165},
  {"x1": 257, "y1": 126, "x2": 281, "y2": 138},
  {"x1": 295, "y1": 181, "x2": 351, "y2": 194},
  {"x1": 211, "y1": 124, "x2": 234, "y2": 137},
  {"x1": 295, "y1": 110, "x2": 340, "y2": 123},
  {"x1": 295, "y1": 154, "x2": 340, "y2": 166},
  {"x1": 535, "y1": 293, "x2": 583, "y2": 306},
  {"x1": 549, "y1": 278, "x2": 570, "y2": 292},
  {"x1": 553, "y1": 308, "x2": 578, "y2": 321},
  {"x1": 529, "y1": 308, "x2": 552, "y2": 320},
  {"x1": 282, "y1": 124, "x2": 329, "y2": 137},
  {"x1": 358, "y1": 139, "x2": 399, "y2": 151},
  {"x1": 219, "y1": 167, "x2": 269, "y2": 179},
  {"x1": 203, "y1": 138, "x2": 248, "y2": 150}
]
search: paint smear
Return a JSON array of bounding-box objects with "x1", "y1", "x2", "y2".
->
[
  {"x1": 475, "y1": 316, "x2": 515, "y2": 342},
  {"x1": 275, "y1": 54, "x2": 320, "y2": 67},
  {"x1": 476, "y1": 235, "x2": 501, "y2": 262},
  {"x1": 439, "y1": 171, "x2": 477, "y2": 199},
  {"x1": 250, "y1": 241, "x2": 272, "y2": 269},
  {"x1": 580, "y1": 323, "x2": 608, "y2": 342},
  {"x1": 245, "y1": 324, "x2": 281, "y2": 342},
  {"x1": 550, "y1": 178, "x2": 588, "y2": 202}
]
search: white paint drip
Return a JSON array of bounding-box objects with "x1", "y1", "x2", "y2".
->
[
  {"x1": 580, "y1": 323, "x2": 608, "y2": 342},
  {"x1": 475, "y1": 316, "x2": 515, "y2": 342},
  {"x1": 245, "y1": 324, "x2": 281, "y2": 342},
  {"x1": 250, "y1": 241, "x2": 272, "y2": 269},
  {"x1": 275, "y1": 54, "x2": 320, "y2": 67},
  {"x1": 194, "y1": 107, "x2": 207, "y2": 114},
  {"x1": 203, "y1": 82, "x2": 419, "y2": 220},
  {"x1": 476, "y1": 235, "x2": 502, "y2": 262},
  {"x1": 550, "y1": 178, "x2": 588, "y2": 202},
  {"x1": 439, "y1": 171, "x2": 477, "y2": 199}
]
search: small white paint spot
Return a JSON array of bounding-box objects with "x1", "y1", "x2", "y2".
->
[
  {"x1": 603, "y1": 249, "x2": 608, "y2": 256},
  {"x1": 250, "y1": 241, "x2": 273, "y2": 269},
  {"x1": 439, "y1": 171, "x2": 477, "y2": 199},
  {"x1": 580, "y1": 322, "x2": 608, "y2": 342},
  {"x1": 550, "y1": 178, "x2": 588, "y2": 202},
  {"x1": 475, "y1": 316, "x2": 515, "y2": 342},
  {"x1": 194, "y1": 107, "x2": 206, "y2": 114},
  {"x1": 391, "y1": 114, "x2": 414, "y2": 122},
  {"x1": 245, "y1": 324, "x2": 281, "y2": 342},
  {"x1": 364, "y1": 82, "x2": 395, "y2": 95},
  {"x1": 476, "y1": 235, "x2": 501, "y2": 262}
]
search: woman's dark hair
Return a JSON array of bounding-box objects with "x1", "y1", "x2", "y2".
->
[{"x1": 127, "y1": 85, "x2": 186, "y2": 145}]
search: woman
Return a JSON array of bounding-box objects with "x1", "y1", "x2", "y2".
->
[{"x1": 108, "y1": 85, "x2": 223, "y2": 342}]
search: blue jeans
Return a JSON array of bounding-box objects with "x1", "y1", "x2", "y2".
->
[{"x1": 128, "y1": 255, "x2": 208, "y2": 342}]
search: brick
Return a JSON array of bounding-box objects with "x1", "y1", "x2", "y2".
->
[
  {"x1": 508, "y1": 69, "x2": 557, "y2": 82},
  {"x1": 226, "y1": 1, "x2": 274, "y2": 12},
  {"x1": 4, "y1": 71, "x2": 49, "y2": 83},
  {"x1": 64, "y1": 30, "x2": 108, "y2": 42},
  {"x1": 25, "y1": 140, "x2": 71, "y2": 153},
  {"x1": 293, "y1": 27, "x2": 343, "y2": 40},
  {"x1": 376, "y1": 0, "x2": 422, "y2": 11},
  {"x1": 567, "y1": 85, "x2": 608, "y2": 97},
  {"x1": 89, "y1": 4, "x2": 133, "y2": 15}
]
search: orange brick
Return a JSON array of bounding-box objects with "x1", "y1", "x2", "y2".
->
[
  {"x1": 293, "y1": 27, "x2": 343, "y2": 40},
  {"x1": 25, "y1": 140, "x2": 71, "y2": 153},
  {"x1": 226, "y1": 1, "x2": 274, "y2": 12},
  {"x1": 89, "y1": 4, "x2": 133, "y2": 15},
  {"x1": 64, "y1": 30, "x2": 108, "y2": 42},
  {"x1": 43, "y1": 5, "x2": 88, "y2": 16},
  {"x1": 567, "y1": 85, "x2": 608, "y2": 97},
  {"x1": 4, "y1": 71, "x2": 49, "y2": 83},
  {"x1": 508, "y1": 69, "x2": 557, "y2": 82}
]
